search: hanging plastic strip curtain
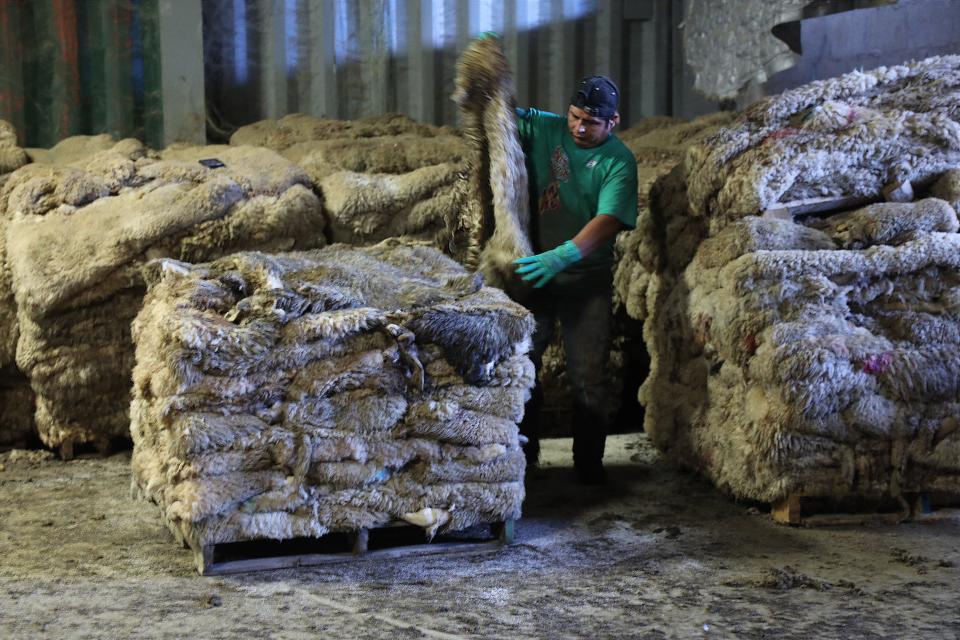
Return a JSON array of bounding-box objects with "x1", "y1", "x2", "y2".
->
[{"x1": 0, "y1": 0, "x2": 163, "y2": 148}]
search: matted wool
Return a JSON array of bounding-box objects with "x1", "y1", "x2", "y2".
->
[
  {"x1": 931, "y1": 169, "x2": 960, "y2": 214},
  {"x1": 319, "y1": 162, "x2": 463, "y2": 247},
  {"x1": 280, "y1": 134, "x2": 468, "y2": 183},
  {"x1": 663, "y1": 205, "x2": 960, "y2": 502},
  {"x1": 229, "y1": 112, "x2": 454, "y2": 150},
  {"x1": 23, "y1": 133, "x2": 122, "y2": 166},
  {"x1": 4, "y1": 144, "x2": 326, "y2": 452},
  {"x1": 130, "y1": 241, "x2": 533, "y2": 547},
  {"x1": 625, "y1": 59, "x2": 960, "y2": 504},
  {"x1": 686, "y1": 55, "x2": 960, "y2": 230},
  {"x1": 614, "y1": 113, "x2": 736, "y2": 320},
  {"x1": 231, "y1": 113, "x2": 472, "y2": 256},
  {"x1": 0, "y1": 135, "x2": 147, "y2": 446}
]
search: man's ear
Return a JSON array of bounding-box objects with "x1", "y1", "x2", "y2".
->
[{"x1": 609, "y1": 112, "x2": 621, "y2": 128}]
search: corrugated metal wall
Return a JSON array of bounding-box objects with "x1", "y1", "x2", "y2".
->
[
  {"x1": 0, "y1": 0, "x2": 713, "y2": 147},
  {"x1": 202, "y1": 0, "x2": 692, "y2": 140},
  {"x1": 0, "y1": 0, "x2": 164, "y2": 148}
]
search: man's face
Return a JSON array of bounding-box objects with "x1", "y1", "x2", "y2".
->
[{"x1": 567, "y1": 105, "x2": 617, "y2": 148}]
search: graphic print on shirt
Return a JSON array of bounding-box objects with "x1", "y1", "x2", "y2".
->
[{"x1": 538, "y1": 145, "x2": 570, "y2": 215}]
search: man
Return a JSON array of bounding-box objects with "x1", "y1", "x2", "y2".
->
[{"x1": 514, "y1": 76, "x2": 638, "y2": 484}]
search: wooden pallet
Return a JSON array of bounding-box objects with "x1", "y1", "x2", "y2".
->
[
  {"x1": 761, "y1": 194, "x2": 873, "y2": 219},
  {"x1": 189, "y1": 520, "x2": 515, "y2": 576},
  {"x1": 771, "y1": 492, "x2": 960, "y2": 527},
  {"x1": 760, "y1": 180, "x2": 912, "y2": 221}
]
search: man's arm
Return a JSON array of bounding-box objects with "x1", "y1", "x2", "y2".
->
[
  {"x1": 514, "y1": 214, "x2": 626, "y2": 288},
  {"x1": 571, "y1": 214, "x2": 625, "y2": 258}
]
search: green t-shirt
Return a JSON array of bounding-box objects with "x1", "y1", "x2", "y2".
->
[{"x1": 516, "y1": 107, "x2": 638, "y2": 288}]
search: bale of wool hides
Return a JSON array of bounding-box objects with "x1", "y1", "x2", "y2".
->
[
  {"x1": 614, "y1": 114, "x2": 735, "y2": 322},
  {"x1": 617, "y1": 116, "x2": 683, "y2": 144},
  {"x1": 23, "y1": 133, "x2": 122, "y2": 165},
  {"x1": 0, "y1": 138, "x2": 154, "y2": 368},
  {"x1": 643, "y1": 198, "x2": 960, "y2": 503},
  {"x1": 5, "y1": 145, "x2": 326, "y2": 453},
  {"x1": 231, "y1": 114, "x2": 475, "y2": 260},
  {"x1": 130, "y1": 240, "x2": 534, "y2": 549},
  {"x1": 289, "y1": 134, "x2": 471, "y2": 254},
  {"x1": 0, "y1": 138, "x2": 152, "y2": 446},
  {"x1": 281, "y1": 133, "x2": 469, "y2": 183},
  {"x1": 318, "y1": 163, "x2": 464, "y2": 247},
  {"x1": 230, "y1": 113, "x2": 454, "y2": 151},
  {"x1": 686, "y1": 55, "x2": 960, "y2": 230},
  {"x1": 452, "y1": 34, "x2": 532, "y2": 299},
  {"x1": 0, "y1": 120, "x2": 28, "y2": 174}
]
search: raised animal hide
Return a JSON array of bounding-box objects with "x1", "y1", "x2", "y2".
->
[{"x1": 452, "y1": 34, "x2": 532, "y2": 299}]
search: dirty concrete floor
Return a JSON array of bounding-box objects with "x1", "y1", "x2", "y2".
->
[{"x1": 1, "y1": 434, "x2": 958, "y2": 639}]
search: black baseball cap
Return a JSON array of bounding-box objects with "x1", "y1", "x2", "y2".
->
[{"x1": 570, "y1": 76, "x2": 619, "y2": 118}]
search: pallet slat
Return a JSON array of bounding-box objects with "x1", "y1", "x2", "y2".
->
[
  {"x1": 761, "y1": 194, "x2": 874, "y2": 218},
  {"x1": 770, "y1": 492, "x2": 960, "y2": 527},
  {"x1": 191, "y1": 520, "x2": 516, "y2": 576}
]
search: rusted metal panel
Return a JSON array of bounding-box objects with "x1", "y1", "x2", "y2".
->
[
  {"x1": 0, "y1": 1, "x2": 26, "y2": 143},
  {"x1": 83, "y1": 0, "x2": 136, "y2": 138},
  {"x1": 0, "y1": 0, "x2": 165, "y2": 148},
  {"x1": 0, "y1": 0, "x2": 699, "y2": 149},
  {"x1": 203, "y1": 0, "x2": 682, "y2": 133},
  {"x1": 51, "y1": 0, "x2": 82, "y2": 143}
]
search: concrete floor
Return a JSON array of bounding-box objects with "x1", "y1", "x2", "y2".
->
[{"x1": 1, "y1": 434, "x2": 958, "y2": 639}]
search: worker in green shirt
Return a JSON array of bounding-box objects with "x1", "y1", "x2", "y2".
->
[{"x1": 514, "y1": 76, "x2": 638, "y2": 484}]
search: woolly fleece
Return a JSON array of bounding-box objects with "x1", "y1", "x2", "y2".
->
[{"x1": 130, "y1": 241, "x2": 534, "y2": 547}]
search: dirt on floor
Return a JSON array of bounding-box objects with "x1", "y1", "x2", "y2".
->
[{"x1": 1, "y1": 434, "x2": 958, "y2": 639}]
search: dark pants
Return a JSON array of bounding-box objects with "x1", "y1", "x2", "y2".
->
[{"x1": 520, "y1": 279, "x2": 613, "y2": 471}]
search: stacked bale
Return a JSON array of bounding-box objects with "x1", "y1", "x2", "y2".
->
[
  {"x1": 230, "y1": 112, "x2": 455, "y2": 148},
  {"x1": 231, "y1": 113, "x2": 471, "y2": 252},
  {"x1": 687, "y1": 55, "x2": 960, "y2": 230},
  {"x1": 0, "y1": 120, "x2": 33, "y2": 446},
  {"x1": 625, "y1": 55, "x2": 960, "y2": 505},
  {"x1": 23, "y1": 133, "x2": 120, "y2": 165},
  {"x1": 614, "y1": 113, "x2": 736, "y2": 320},
  {"x1": 679, "y1": 204, "x2": 960, "y2": 501},
  {"x1": 4, "y1": 144, "x2": 326, "y2": 455},
  {"x1": 130, "y1": 241, "x2": 533, "y2": 552}
]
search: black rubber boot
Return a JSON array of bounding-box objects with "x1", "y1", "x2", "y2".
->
[{"x1": 519, "y1": 384, "x2": 543, "y2": 469}]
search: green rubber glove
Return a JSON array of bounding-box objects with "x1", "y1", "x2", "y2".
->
[{"x1": 514, "y1": 240, "x2": 582, "y2": 288}]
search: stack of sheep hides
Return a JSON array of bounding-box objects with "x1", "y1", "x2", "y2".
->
[
  {"x1": 4, "y1": 143, "x2": 325, "y2": 455},
  {"x1": 626, "y1": 55, "x2": 960, "y2": 508},
  {"x1": 130, "y1": 240, "x2": 533, "y2": 567}
]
